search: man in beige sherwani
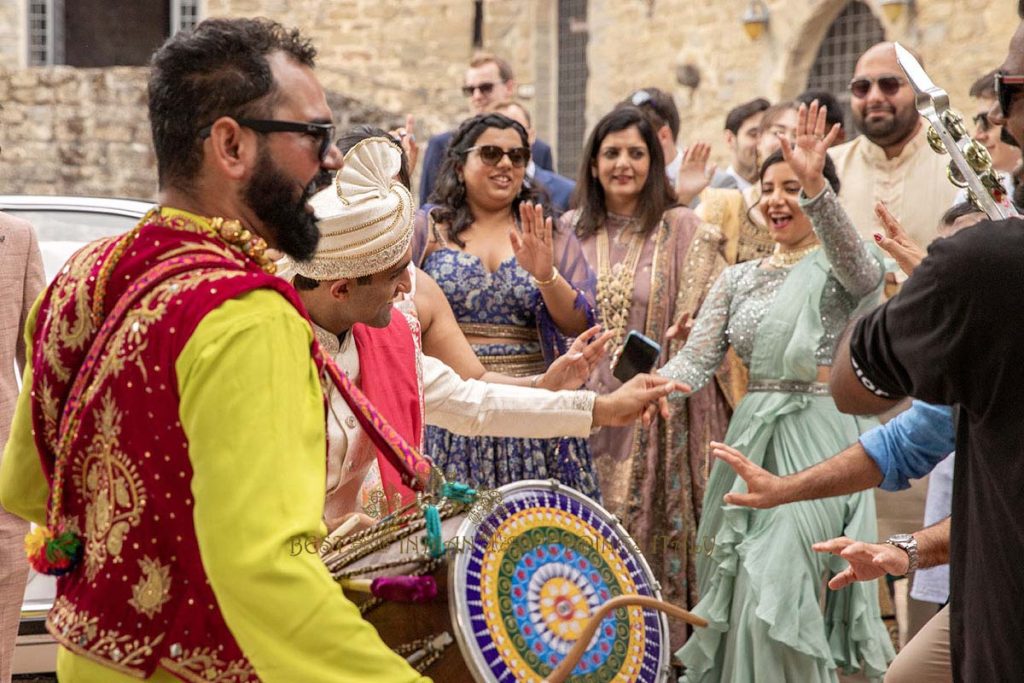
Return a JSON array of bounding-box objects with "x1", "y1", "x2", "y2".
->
[{"x1": 0, "y1": 210, "x2": 45, "y2": 682}]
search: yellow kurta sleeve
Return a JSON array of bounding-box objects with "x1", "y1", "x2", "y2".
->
[
  {"x1": 0, "y1": 295, "x2": 50, "y2": 526},
  {"x1": 177, "y1": 288, "x2": 429, "y2": 683}
]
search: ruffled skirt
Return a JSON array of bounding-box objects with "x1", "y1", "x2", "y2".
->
[{"x1": 677, "y1": 391, "x2": 895, "y2": 682}]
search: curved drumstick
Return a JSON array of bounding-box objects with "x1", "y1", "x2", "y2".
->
[{"x1": 542, "y1": 595, "x2": 708, "y2": 683}]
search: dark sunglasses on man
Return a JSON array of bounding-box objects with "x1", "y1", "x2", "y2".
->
[
  {"x1": 198, "y1": 117, "x2": 336, "y2": 161},
  {"x1": 465, "y1": 144, "x2": 531, "y2": 168},
  {"x1": 848, "y1": 75, "x2": 905, "y2": 98},
  {"x1": 462, "y1": 82, "x2": 497, "y2": 97},
  {"x1": 995, "y1": 72, "x2": 1024, "y2": 119}
]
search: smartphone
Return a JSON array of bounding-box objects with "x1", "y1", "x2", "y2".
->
[{"x1": 612, "y1": 330, "x2": 662, "y2": 383}]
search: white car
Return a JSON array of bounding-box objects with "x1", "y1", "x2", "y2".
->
[{"x1": 1, "y1": 195, "x2": 151, "y2": 675}]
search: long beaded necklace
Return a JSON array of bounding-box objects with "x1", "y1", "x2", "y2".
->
[{"x1": 596, "y1": 220, "x2": 647, "y2": 363}]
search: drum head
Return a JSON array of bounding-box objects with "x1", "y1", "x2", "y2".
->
[{"x1": 449, "y1": 480, "x2": 670, "y2": 682}]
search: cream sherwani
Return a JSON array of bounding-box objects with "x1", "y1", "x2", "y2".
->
[
  {"x1": 316, "y1": 313, "x2": 596, "y2": 525},
  {"x1": 829, "y1": 122, "x2": 960, "y2": 247},
  {"x1": 0, "y1": 212, "x2": 44, "y2": 683}
]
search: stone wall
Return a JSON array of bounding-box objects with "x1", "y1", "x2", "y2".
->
[
  {"x1": 0, "y1": 0, "x2": 23, "y2": 68},
  {"x1": 0, "y1": 0, "x2": 1017, "y2": 197},
  {"x1": 587, "y1": 0, "x2": 1017, "y2": 168},
  {"x1": 0, "y1": 65, "x2": 401, "y2": 199}
]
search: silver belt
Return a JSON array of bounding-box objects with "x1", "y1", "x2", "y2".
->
[{"x1": 747, "y1": 379, "x2": 831, "y2": 396}]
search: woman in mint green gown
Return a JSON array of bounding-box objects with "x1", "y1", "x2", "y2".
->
[{"x1": 663, "y1": 104, "x2": 895, "y2": 681}]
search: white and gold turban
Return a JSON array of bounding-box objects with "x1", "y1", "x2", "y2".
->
[{"x1": 293, "y1": 137, "x2": 413, "y2": 280}]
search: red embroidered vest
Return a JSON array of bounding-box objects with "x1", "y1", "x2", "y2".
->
[{"x1": 29, "y1": 212, "x2": 431, "y2": 681}]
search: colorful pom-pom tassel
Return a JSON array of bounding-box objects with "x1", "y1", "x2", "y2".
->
[{"x1": 25, "y1": 524, "x2": 82, "y2": 576}]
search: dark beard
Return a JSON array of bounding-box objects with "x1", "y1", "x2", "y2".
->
[
  {"x1": 854, "y1": 106, "x2": 920, "y2": 148},
  {"x1": 243, "y1": 150, "x2": 330, "y2": 261}
]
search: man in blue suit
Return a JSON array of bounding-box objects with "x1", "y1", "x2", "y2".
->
[
  {"x1": 419, "y1": 53, "x2": 554, "y2": 205},
  {"x1": 490, "y1": 100, "x2": 575, "y2": 212}
]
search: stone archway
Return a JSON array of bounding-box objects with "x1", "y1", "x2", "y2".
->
[{"x1": 774, "y1": 0, "x2": 858, "y2": 100}]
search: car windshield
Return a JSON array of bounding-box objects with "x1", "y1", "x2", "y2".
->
[{"x1": 5, "y1": 208, "x2": 140, "y2": 281}]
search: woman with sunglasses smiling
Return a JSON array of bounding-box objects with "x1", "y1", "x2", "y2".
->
[
  {"x1": 667, "y1": 102, "x2": 893, "y2": 681},
  {"x1": 561, "y1": 105, "x2": 735, "y2": 647},
  {"x1": 413, "y1": 112, "x2": 602, "y2": 498}
]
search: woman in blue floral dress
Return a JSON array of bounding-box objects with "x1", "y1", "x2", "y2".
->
[{"x1": 413, "y1": 112, "x2": 600, "y2": 498}]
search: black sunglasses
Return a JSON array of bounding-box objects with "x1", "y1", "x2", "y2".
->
[
  {"x1": 462, "y1": 82, "x2": 497, "y2": 97},
  {"x1": 995, "y1": 72, "x2": 1024, "y2": 119},
  {"x1": 465, "y1": 145, "x2": 531, "y2": 168},
  {"x1": 849, "y1": 75, "x2": 905, "y2": 98},
  {"x1": 198, "y1": 117, "x2": 335, "y2": 161}
]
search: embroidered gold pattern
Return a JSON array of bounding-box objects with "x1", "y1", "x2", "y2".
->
[
  {"x1": 50, "y1": 595, "x2": 165, "y2": 672},
  {"x1": 40, "y1": 239, "x2": 111, "y2": 382},
  {"x1": 129, "y1": 556, "x2": 173, "y2": 618},
  {"x1": 73, "y1": 390, "x2": 147, "y2": 580},
  {"x1": 163, "y1": 647, "x2": 257, "y2": 683}
]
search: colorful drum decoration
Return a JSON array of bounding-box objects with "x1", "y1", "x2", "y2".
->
[{"x1": 449, "y1": 480, "x2": 670, "y2": 682}]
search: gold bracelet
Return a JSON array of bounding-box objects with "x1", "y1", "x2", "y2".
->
[{"x1": 532, "y1": 266, "x2": 560, "y2": 288}]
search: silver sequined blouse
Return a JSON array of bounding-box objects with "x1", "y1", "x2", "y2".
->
[{"x1": 660, "y1": 185, "x2": 883, "y2": 391}]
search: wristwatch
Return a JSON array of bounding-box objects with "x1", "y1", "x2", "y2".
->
[{"x1": 884, "y1": 533, "x2": 919, "y2": 575}]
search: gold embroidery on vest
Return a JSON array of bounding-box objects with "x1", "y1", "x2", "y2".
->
[
  {"x1": 74, "y1": 391, "x2": 147, "y2": 581},
  {"x1": 129, "y1": 556, "x2": 173, "y2": 618},
  {"x1": 50, "y1": 595, "x2": 166, "y2": 673},
  {"x1": 36, "y1": 375, "x2": 60, "y2": 448},
  {"x1": 164, "y1": 647, "x2": 257, "y2": 683},
  {"x1": 41, "y1": 239, "x2": 110, "y2": 382}
]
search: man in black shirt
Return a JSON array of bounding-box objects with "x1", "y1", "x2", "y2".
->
[{"x1": 830, "y1": 20, "x2": 1024, "y2": 682}]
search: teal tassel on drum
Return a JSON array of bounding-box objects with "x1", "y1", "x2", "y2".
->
[
  {"x1": 424, "y1": 505, "x2": 444, "y2": 558},
  {"x1": 440, "y1": 481, "x2": 477, "y2": 504}
]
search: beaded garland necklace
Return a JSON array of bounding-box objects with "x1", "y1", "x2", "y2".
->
[
  {"x1": 26, "y1": 207, "x2": 278, "y2": 576},
  {"x1": 596, "y1": 220, "x2": 647, "y2": 364}
]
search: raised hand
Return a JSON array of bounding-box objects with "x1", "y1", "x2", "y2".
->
[
  {"x1": 675, "y1": 142, "x2": 717, "y2": 205},
  {"x1": 538, "y1": 325, "x2": 614, "y2": 390},
  {"x1": 778, "y1": 101, "x2": 841, "y2": 198},
  {"x1": 389, "y1": 114, "x2": 419, "y2": 174},
  {"x1": 592, "y1": 374, "x2": 690, "y2": 428},
  {"x1": 510, "y1": 201, "x2": 556, "y2": 282},
  {"x1": 714, "y1": 442, "x2": 788, "y2": 509},
  {"x1": 873, "y1": 202, "x2": 927, "y2": 276},
  {"x1": 811, "y1": 536, "x2": 910, "y2": 590}
]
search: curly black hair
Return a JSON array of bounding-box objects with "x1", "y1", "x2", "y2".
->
[{"x1": 428, "y1": 112, "x2": 551, "y2": 248}]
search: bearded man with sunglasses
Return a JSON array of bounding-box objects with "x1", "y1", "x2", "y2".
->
[
  {"x1": 829, "y1": 42, "x2": 959, "y2": 247},
  {"x1": 418, "y1": 53, "x2": 555, "y2": 205},
  {"x1": 0, "y1": 17, "x2": 431, "y2": 683}
]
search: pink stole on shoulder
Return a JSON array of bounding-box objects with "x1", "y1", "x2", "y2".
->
[{"x1": 351, "y1": 309, "x2": 424, "y2": 511}]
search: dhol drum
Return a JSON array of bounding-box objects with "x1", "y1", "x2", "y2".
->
[{"x1": 322, "y1": 480, "x2": 674, "y2": 682}]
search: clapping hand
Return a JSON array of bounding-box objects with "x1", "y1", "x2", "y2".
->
[
  {"x1": 873, "y1": 202, "x2": 927, "y2": 276},
  {"x1": 778, "y1": 101, "x2": 842, "y2": 198},
  {"x1": 510, "y1": 202, "x2": 556, "y2": 282},
  {"x1": 538, "y1": 325, "x2": 614, "y2": 390},
  {"x1": 675, "y1": 142, "x2": 717, "y2": 205}
]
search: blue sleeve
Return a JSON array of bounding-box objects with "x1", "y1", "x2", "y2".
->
[
  {"x1": 533, "y1": 138, "x2": 554, "y2": 171},
  {"x1": 858, "y1": 400, "x2": 956, "y2": 491},
  {"x1": 418, "y1": 133, "x2": 447, "y2": 205}
]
